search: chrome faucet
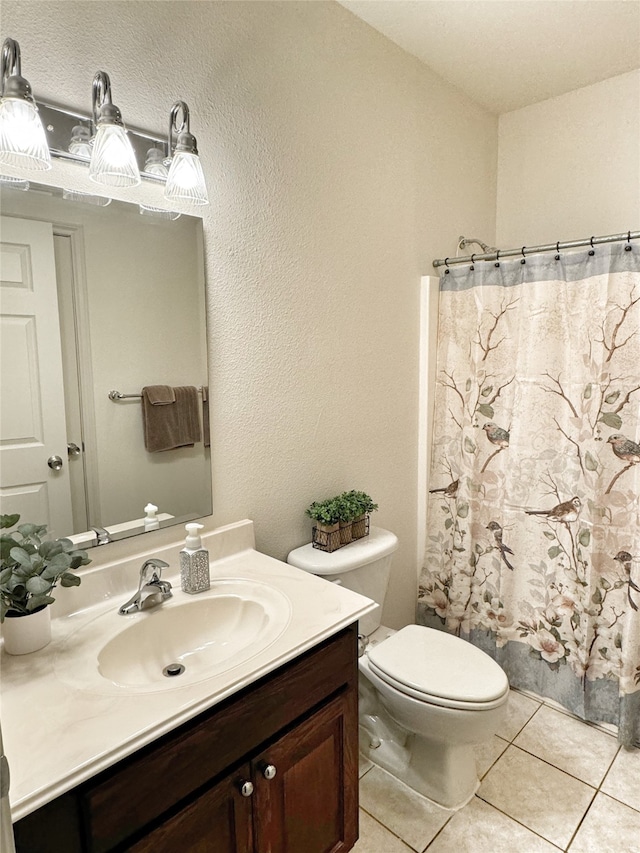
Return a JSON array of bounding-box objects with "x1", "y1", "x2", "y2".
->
[{"x1": 118, "y1": 558, "x2": 172, "y2": 615}]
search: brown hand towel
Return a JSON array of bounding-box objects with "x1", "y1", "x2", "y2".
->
[
  {"x1": 143, "y1": 385, "x2": 175, "y2": 405},
  {"x1": 202, "y1": 385, "x2": 210, "y2": 448},
  {"x1": 142, "y1": 385, "x2": 202, "y2": 452}
]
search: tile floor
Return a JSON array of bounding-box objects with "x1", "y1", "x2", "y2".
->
[{"x1": 354, "y1": 688, "x2": 640, "y2": 853}]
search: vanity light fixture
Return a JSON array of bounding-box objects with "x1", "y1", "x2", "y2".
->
[
  {"x1": 89, "y1": 71, "x2": 140, "y2": 187},
  {"x1": 0, "y1": 38, "x2": 209, "y2": 205},
  {"x1": 0, "y1": 37, "x2": 51, "y2": 171},
  {"x1": 164, "y1": 101, "x2": 208, "y2": 205}
]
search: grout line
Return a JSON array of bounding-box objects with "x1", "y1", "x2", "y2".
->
[
  {"x1": 563, "y1": 786, "x2": 598, "y2": 851},
  {"x1": 467, "y1": 794, "x2": 565, "y2": 851},
  {"x1": 358, "y1": 806, "x2": 416, "y2": 852},
  {"x1": 501, "y1": 742, "x2": 598, "y2": 791}
]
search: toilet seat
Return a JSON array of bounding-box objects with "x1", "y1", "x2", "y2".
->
[{"x1": 366, "y1": 625, "x2": 509, "y2": 711}]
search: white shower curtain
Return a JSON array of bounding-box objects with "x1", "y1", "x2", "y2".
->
[{"x1": 417, "y1": 241, "x2": 640, "y2": 747}]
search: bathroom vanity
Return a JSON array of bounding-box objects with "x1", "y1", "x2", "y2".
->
[{"x1": 2, "y1": 520, "x2": 375, "y2": 853}]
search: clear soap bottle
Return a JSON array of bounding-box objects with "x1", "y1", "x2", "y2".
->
[{"x1": 180, "y1": 522, "x2": 210, "y2": 594}]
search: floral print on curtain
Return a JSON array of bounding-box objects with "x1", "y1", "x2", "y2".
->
[{"x1": 417, "y1": 243, "x2": 640, "y2": 747}]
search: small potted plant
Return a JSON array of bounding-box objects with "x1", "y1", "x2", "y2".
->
[
  {"x1": 305, "y1": 498, "x2": 341, "y2": 552},
  {"x1": 0, "y1": 513, "x2": 91, "y2": 655},
  {"x1": 344, "y1": 490, "x2": 378, "y2": 539},
  {"x1": 335, "y1": 492, "x2": 361, "y2": 545}
]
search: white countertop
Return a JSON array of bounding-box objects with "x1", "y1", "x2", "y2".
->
[{"x1": 0, "y1": 520, "x2": 376, "y2": 821}]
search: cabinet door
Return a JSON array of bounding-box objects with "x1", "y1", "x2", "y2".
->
[
  {"x1": 127, "y1": 765, "x2": 253, "y2": 853},
  {"x1": 252, "y1": 691, "x2": 358, "y2": 853}
]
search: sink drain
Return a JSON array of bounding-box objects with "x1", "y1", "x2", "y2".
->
[{"x1": 163, "y1": 663, "x2": 185, "y2": 678}]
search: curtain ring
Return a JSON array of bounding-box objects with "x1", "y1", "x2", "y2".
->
[
  {"x1": 520, "y1": 246, "x2": 526, "y2": 265},
  {"x1": 494, "y1": 249, "x2": 500, "y2": 268},
  {"x1": 555, "y1": 240, "x2": 560, "y2": 261},
  {"x1": 625, "y1": 231, "x2": 633, "y2": 252},
  {"x1": 589, "y1": 236, "x2": 595, "y2": 256},
  {"x1": 470, "y1": 253, "x2": 475, "y2": 271},
  {"x1": 444, "y1": 257, "x2": 450, "y2": 275}
]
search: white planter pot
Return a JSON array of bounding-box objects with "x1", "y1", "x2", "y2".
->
[{"x1": 2, "y1": 607, "x2": 51, "y2": 655}]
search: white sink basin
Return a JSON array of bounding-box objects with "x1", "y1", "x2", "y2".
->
[{"x1": 55, "y1": 579, "x2": 292, "y2": 694}]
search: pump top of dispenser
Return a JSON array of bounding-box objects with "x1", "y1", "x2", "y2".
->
[
  {"x1": 184, "y1": 522, "x2": 204, "y2": 550},
  {"x1": 144, "y1": 503, "x2": 159, "y2": 531}
]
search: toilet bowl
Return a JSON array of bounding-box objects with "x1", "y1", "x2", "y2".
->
[
  {"x1": 287, "y1": 528, "x2": 509, "y2": 810},
  {"x1": 358, "y1": 624, "x2": 509, "y2": 809}
]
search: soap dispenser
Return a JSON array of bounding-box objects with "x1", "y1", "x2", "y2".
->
[
  {"x1": 180, "y1": 522, "x2": 210, "y2": 594},
  {"x1": 143, "y1": 503, "x2": 159, "y2": 531}
]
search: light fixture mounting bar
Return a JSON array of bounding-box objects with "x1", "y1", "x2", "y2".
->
[{"x1": 36, "y1": 100, "x2": 166, "y2": 182}]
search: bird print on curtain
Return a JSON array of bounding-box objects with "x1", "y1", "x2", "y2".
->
[{"x1": 418, "y1": 245, "x2": 640, "y2": 746}]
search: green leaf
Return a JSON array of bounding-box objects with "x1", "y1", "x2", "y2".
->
[
  {"x1": 9, "y1": 547, "x2": 34, "y2": 568},
  {"x1": 481, "y1": 385, "x2": 493, "y2": 397},
  {"x1": 464, "y1": 436, "x2": 476, "y2": 454},
  {"x1": 578, "y1": 528, "x2": 591, "y2": 547},
  {"x1": 604, "y1": 391, "x2": 620, "y2": 405},
  {"x1": 543, "y1": 531, "x2": 555, "y2": 540},
  {"x1": 599, "y1": 412, "x2": 623, "y2": 430},
  {"x1": 477, "y1": 403, "x2": 494, "y2": 418},
  {"x1": 47, "y1": 553, "x2": 72, "y2": 570},
  {"x1": 600, "y1": 578, "x2": 611, "y2": 590},
  {"x1": 592, "y1": 587, "x2": 602, "y2": 605},
  {"x1": 465, "y1": 378, "x2": 472, "y2": 391},
  {"x1": 457, "y1": 503, "x2": 469, "y2": 518},
  {"x1": 585, "y1": 451, "x2": 598, "y2": 472},
  {"x1": 444, "y1": 518, "x2": 453, "y2": 529},
  {"x1": 547, "y1": 545, "x2": 561, "y2": 559},
  {"x1": 60, "y1": 572, "x2": 81, "y2": 587},
  {"x1": 26, "y1": 575, "x2": 51, "y2": 595},
  {"x1": 583, "y1": 384, "x2": 592, "y2": 399},
  {"x1": 0, "y1": 514, "x2": 20, "y2": 530},
  {"x1": 38, "y1": 540, "x2": 64, "y2": 559}
]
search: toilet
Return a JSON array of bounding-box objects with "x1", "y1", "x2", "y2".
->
[{"x1": 287, "y1": 527, "x2": 509, "y2": 809}]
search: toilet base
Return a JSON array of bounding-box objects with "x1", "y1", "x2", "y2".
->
[{"x1": 360, "y1": 728, "x2": 479, "y2": 811}]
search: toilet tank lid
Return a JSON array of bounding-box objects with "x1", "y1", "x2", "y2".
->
[{"x1": 287, "y1": 527, "x2": 398, "y2": 575}]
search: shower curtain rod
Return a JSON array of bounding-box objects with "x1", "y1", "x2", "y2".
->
[{"x1": 432, "y1": 229, "x2": 639, "y2": 269}]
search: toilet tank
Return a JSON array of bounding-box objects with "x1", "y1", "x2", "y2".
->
[{"x1": 287, "y1": 527, "x2": 398, "y2": 637}]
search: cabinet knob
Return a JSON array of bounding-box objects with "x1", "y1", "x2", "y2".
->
[
  {"x1": 239, "y1": 780, "x2": 254, "y2": 798},
  {"x1": 261, "y1": 763, "x2": 277, "y2": 780}
]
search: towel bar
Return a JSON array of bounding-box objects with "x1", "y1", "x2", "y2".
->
[{"x1": 108, "y1": 388, "x2": 205, "y2": 401}]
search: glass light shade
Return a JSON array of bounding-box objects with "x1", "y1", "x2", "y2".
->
[
  {"x1": 139, "y1": 204, "x2": 181, "y2": 220},
  {"x1": 144, "y1": 147, "x2": 169, "y2": 177},
  {"x1": 0, "y1": 97, "x2": 51, "y2": 170},
  {"x1": 164, "y1": 151, "x2": 208, "y2": 205},
  {"x1": 68, "y1": 125, "x2": 93, "y2": 158},
  {"x1": 89, "y1": 123, "x2": 140, "y2": 187}
]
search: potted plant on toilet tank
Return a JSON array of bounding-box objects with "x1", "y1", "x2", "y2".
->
[
  {"x1": 306, "y1": 491, "x2": 378, "y2": 551},
  {"x1": 0, "y1": 513, "x2": 91, "y2": 655}
]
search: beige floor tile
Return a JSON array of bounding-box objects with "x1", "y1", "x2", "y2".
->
[
  {"x1": 359, "y1": 755, "x2": 374, "y2": 778},
  {"x1": 514, "y1": 704, "x2": 619, "y2": 787},
  {"x1": 568, "y1": 792, "x2": 640, "y2": 853},
  {"x1": 359, "y1": 765, "x2": 451, "y2": 852},
  {"x1": 352, "y1": 809, "x2": 413, "y2": 853},
  {"x1": 479, "y1": 745, "x2": 595, "y2": 848},
  {"x1": 427, "y1": 796, "x2": 561, "y2": 853},
  {"x1": 474, "y1": 735, "x2": 509, "y2": 778},
  {"x1": 601, "y1": 745, "x2": 640, "y2": 812},
  {"x1": 495, "y1": 688, "x2": 541, "y2": 741}
]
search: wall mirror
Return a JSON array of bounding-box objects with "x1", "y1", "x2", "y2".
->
[{"x1": 0, "y1": 181, "x2": 211, "y2": 548}]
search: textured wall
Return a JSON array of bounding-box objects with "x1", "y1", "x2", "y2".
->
[
  {"x1": 2, "y1": 1, "x2": 497, "y2": 629},
  {"x1": 497, "y1": 70, "x2": 640, "y2": 247}
]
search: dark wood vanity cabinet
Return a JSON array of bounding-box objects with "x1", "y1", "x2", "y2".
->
[{"x1": 13, "y1": 625, "x2": 359, "y2": 853}]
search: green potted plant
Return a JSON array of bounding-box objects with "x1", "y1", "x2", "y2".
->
[
  {"x1": 344, "y1": 490, "x2": 378, "y2": 539},
  {"x1": 0, "y1": 513, "x2": 91, "y2": 655},
  {"x1": 335, "y1": 492, "x2": 360, "y2": 545},
  {"x1": 305, "y1": 498, "x2": 341, "y2": 552}
]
